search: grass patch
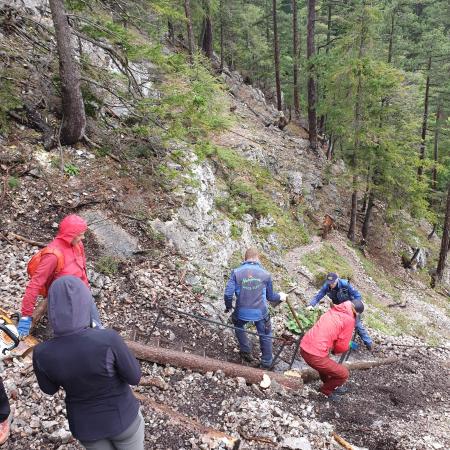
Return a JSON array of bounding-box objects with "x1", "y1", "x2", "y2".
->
[
  {"x1": 301, "y1": 244, "x2": 354, "y2": 280},
  {"x1": 95, "y1": 256, "x2": 119, "y2": 276}
]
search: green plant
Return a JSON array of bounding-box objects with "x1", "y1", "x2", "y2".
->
[
  {"x1": 286, "y1": 307, "x2": 321, "y2": 334},
  {"x1": 95, "y1": 256, "x2": 119, "y2": 275},
  {"x1": 230, "y1": 223, "x2": 242, "y2": 240},
  {"x1": 7, "y1": 176, "x2": 20, "y2": 190},
  {"x1": 64, "y1": 163, "x2": 80, "y2": 176}
]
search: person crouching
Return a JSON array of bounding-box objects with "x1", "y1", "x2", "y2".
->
[{"x1": 300, "y1": 300, "x2": 364, "y2": 400}]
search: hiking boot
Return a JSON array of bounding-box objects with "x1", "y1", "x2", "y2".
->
[
  {"x1": 259, "y1": 363, "x2": 273, "y2": 370},
  {"x1": 327, "y1": 393, "x2": 341, "y2": 402},
  {"x1": 365, "y1": 342, "x2": 373, "y2": 351},
  {"x1": 0, "y1": 419, "x2": 10, "y2": 445},
  {"x1": 239, "y1": 351, "x2": 254, "y2": 363},
  {"x1": 334, "y1": 386, "x2": 349, "y2": 395}
]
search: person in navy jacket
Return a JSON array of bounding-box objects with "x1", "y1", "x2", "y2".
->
[
  {"x1": 309, "y1": 272, "x2": 373, "y2": 350},
  {"x1": 33, "y1": 276, "x2": 144, "y2": 450},
  {"x1": 224, "y1": 248, "x2": 287, "y2": 368}
]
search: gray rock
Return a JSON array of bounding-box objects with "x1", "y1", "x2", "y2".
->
[{"x1": 282, "y1": 436, "x2": 312, "y2": 450}]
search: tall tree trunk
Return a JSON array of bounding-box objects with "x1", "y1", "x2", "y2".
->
[
  {"x1": 435, "y1": 184, "x2": 450, "y2": 283},
  {"x1": 201, "y1": 1, "x2": 213, "y2": 60},
  {"x1": 49, "y1": 0, "x2": 86, "y2": 145},
  {"x1": 184, "y1": 0, "x2": 195, "y2": 62},
  {"x1": 168, "y1": 20, "x2": 175, "y2": 45},
  {"x1": 431, "y1": 100, "x2": 442, "y2": 196},
  {"x1": 307, "y1": 0, "x2": 318, "y2": 150},
  {"x1": 347, "y1": 1, "x2": 367, "y2": 242},
  {"x1": 361, "y1": 190, "x2": 375, "y2": 241},
  {"x1": 292, "y1": 0, "x2": 300, "y2": 117},
  {"x1": 387, "y1": 8, "x2": 395, "y2": 64},
  {"x1": 418, "y1": 57, "x2": 431, "y2": 178},
  {"x1": 318, "y1": 2, "x2": 332, "y2": 132},
  {"x1": 265, "y1": 0, "x2": 271, "y2": 47},
  {"x1": 272, "y1": 0, "x2": 282, "y2": 111},
  {"x1": 219, "y1": 0, "x2": 224, "y2": 71}
]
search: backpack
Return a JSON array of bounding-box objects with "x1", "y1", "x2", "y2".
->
[{"x1": 27, "y1": 247, "x2": 65, "y2": 297}]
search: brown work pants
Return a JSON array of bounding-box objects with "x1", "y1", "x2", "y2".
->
[{"x1": 300, "y1": 348, "x2": 349, "y2": 396}]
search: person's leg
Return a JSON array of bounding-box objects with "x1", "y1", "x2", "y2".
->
[
  {"x1": 231, "y1": 314, "x2": 252, "y2": 354},
  {"x1": 355, "y1": 316, "x2": 372, "y2": 349},
  {"x1": 112, "y1": 410, "x2": 145, "y2": 450},
  {"x1": 255, "y1": 316, "x2": 272, "y2": 368},
  {"x1": 300, "y1": 349, "x2": 349, "y2": 396},
  {"x1": 80, "y1": 438, "x2": 115, "y2": 450},
  {"x1": 0, "y1": 378, "x2": 10, "y2": 445}
]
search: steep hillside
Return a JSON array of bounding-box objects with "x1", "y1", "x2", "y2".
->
[{"x1": 0, "y1": 1, "x2": 449, "y2": 450}]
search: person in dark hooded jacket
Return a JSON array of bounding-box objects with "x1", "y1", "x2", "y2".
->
[
  {"x1": 33, "y1": 276, "x2": 144, "y2": 450},
  {"x1": 18, "y1": 214, "x2": 102, "y2": 337}
]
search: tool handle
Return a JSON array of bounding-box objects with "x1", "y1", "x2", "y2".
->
[
  {"x1": 0, "y1": 324, "x2": 20, "y2": 354},
  {"x1": 286, "y1": 298, "x2": 304, "y2": 332}
]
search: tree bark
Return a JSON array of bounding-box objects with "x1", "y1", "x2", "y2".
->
[
  {"x1": 435, "y1": 184, "x2": 450, "y2": 283},
  {"x1": 348, "y1": 186, "x2": 358, "y2": 242},
  {"x1": 201, "y1": 1, "x2": 213, "y2": 60},
  {"x1": 219, "y1": 0, "x2": 224, "y2": 72},
  {"x1": 49, "y1": 0, "x2": 86, "y2": 145},
  {"x1": 292, "y1": 0, "x2": 300, "y2": 117},
  {"x1": 418, "y1": 57, "x2": 431, "y2": 178},
  {"x1": 387, "y1": 8, "x2": 395, "y2": 64},
  {"x1": 298, "y1": 357, "x2": 399, "y2": 383},
  {"x1": 307, "y1": 0, "x2": 318, "y2": 150},
  {"x1": 361, "y1": 190, "x2": 375, "y2": 241},
  {"x1": 126, "y1": 340, "x2": 303, "y2": 390},
  {"x1": 272, "y1": 0, "x2": 282, "y2": 111},
  {"x1": 184, "y1": 0, "x2": 195, "y2": 62},
  {"x1": 431, "y1": 100, "x2": 442, "y2": 196}
]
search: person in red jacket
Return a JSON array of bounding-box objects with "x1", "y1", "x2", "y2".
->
[
  {"x1": 300, "y1": 300, "x2": 364, "y2": 400},
  {"x1": 17, "y1": 214, "x2": 101, "y2": 337}
]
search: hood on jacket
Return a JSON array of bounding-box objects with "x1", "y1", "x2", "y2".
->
[
  {"x1": 57, "y1": 215, "x2": 88, "y2": 245},
  {"x1": 48, "y1": 276, "x2": 91, "y2": 337},
  {"x1": 331, "y1": 301, "x2": 355, "y2": 317}
]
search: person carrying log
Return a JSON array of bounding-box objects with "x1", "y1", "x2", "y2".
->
[
  {"x1": 300, "y1": 300, "x2": 365, "y2": 400},
  {"x1": 308, "y1": 272, "x2": 373, "y2": 350},
  {"x1": 17, "y1": 214, "x2": 101, "y2": 337},
  {"x1": 33, "y1": 276, "x2": 144, "y2": 450},
  {"x1": 224, "y1": 248, "x2": 287, "y2": 369}
]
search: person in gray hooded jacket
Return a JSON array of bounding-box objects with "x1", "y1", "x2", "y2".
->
[{"x1": 33, "y1": 276, "x2": 144, "y2": 450}]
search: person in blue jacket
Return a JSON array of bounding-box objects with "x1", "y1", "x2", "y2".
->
[
  {"x1": 224, "y1": 248, "x2": 287, "y2": 369},
  {"x1": 309, "y1": 272, "x2": 373, "y2": 350},
  {"x1": 33, "y1": 276, "x2": 144, "y2": 450}
]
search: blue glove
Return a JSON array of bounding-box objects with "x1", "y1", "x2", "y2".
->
[
  {"x1": 18, "y1": 316, "x2": 32, "y2": 337},
  {"x1": 349, "y1": 340, "x2": 359, "y2": 351}
]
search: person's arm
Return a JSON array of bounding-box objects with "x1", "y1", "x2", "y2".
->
[
  {"x1": 21, "y1": 254, "x2": 58, "y2": 317},
  {"x1": 224, "y1": 271, "x2": 236, "y2": 311},
  {"x1": 333, "y1": 318, "x2": 356, "y2": 355},
  {"x1": 111, "y1": 332, "x2": 141, "y2": 385},
  {"x1": 32, "y1": 350, "x2": 60, "y2": 395},
  {"x1": 347, "y1": 283, "x2": 361, "y2": 301},
  {"x1": 309, "y1": 283, "x2": 328, "y2": 307},
  {"x1": 266, "y1": 276, "x2": 281, "y2": 303}
]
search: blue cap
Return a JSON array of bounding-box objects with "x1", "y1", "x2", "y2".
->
[{"x1": 326, "y1": 272, "x2": 338, "y2": 284}]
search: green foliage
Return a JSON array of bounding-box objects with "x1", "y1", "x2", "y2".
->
[
  {"x1": 230, "y1": 222, "x2": 242, "y2": 240},
  {"x1": 7, "y1": 176, "x2": 20, "y2": 190},
  {"x1": 0, "y1": 72, "x2": 22, "y2": 133},
  {"x1": 95, "y1": 256, "x2": 119, "y2": 276},
  {"x1": 301, "y1": 244, "x2": 354, "y2": 281},
  {"x1": 286, "y1": 307, "x2": 321, "y2": 335},
  {"x1": 64, "y1": 163, "x2": 80, "y2": 177}
]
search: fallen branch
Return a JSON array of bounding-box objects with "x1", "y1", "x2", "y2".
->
[
  {"x1": 291, "y1": 357, "x2": 399, "y2": 383},
  {"x1": 126, "y1": 340, "x2": 303, "y2": 391},
  {"x1": 332, "y1": 432, "x2": 355, "y2": 450},
  {"x1": 139, "y1": 376, "x2": 169, "y2": 390},
  {"x1": 237, "y1": 426, "x2": 275, "y2": 446},
  {"x1": 134, "y1": 393, "x2": 240, "y2": 449},
  {"x1": 7, "y1": 232, "x2": 46, "y2": 247}
]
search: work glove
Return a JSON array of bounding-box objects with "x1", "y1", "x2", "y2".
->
[
  {"x1": 349, "y1": 340, "x2": 359, "y2": 351},
  {"x1": 279, "y1": 292, "x2": 287, "y2": 302},
  {"x1": 224, "y1": 307, "x2": 232, "y2": 313},
  {"x1": 18, "y1": 316, "x2": 32, "y2": 338}
]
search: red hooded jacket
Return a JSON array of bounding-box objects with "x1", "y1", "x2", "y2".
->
[
  {"x1": 21, "y1": 215, "x2": 89, "y2": 317},
  {"x1": 300, "y1": 301, "x2": 356, "y2": 357}
]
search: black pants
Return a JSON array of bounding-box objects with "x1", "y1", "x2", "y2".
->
[{"x1": 0, "y1": 378, "x2": 10, "y2": 423}]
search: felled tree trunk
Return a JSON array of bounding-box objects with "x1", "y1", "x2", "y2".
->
[{"x1": 126, "y1": 340, "x2": 303, "y2": 390}]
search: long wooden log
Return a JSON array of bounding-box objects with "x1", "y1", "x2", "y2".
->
[
  {"x1": 135, "y1": 393, "x2": 240, "y2": 449},
  {"x1": 290, "y1": 357, "x2": 399, "y2": 383},
  {"x1": 126, "y1": 340, "x2": 303, "y2": 391}
]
